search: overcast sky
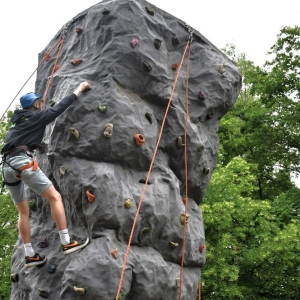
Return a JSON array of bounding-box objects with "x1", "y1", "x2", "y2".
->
[{"x1": 0, "y1": 0, "x2": 299, "y2": 117}]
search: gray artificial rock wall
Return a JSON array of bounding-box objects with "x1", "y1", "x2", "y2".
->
[{"x1": 10, "y1": 0, "x2": 242, "y2": 299}]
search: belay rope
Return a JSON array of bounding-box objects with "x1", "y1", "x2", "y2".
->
[{"x1": 115, "y1": 24, "x2": 196, "y2": 300}]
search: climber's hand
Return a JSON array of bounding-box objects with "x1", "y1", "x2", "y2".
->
[{"x1": 73, "y1": 82, "x2": 91, "y2": 96}]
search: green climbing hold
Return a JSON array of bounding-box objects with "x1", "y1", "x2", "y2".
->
[
  {"x1": 28, "y1": 200, "x2": 35, "y2": 209},
  {"x1": 143, "y1": 61, "x2": 152, "y2": 72},
  {"x1": 176, "y1": 136, "x2": 185, "y2": 148},
  {"x1": 145, "y1": 112, "x2": 152, "y2": 124},
  {"x1": 49, "y1": 100, "x2": 56, "y2": 107},
  {"x1": 138, "y1": 227, "x2": 149, "y2": 242},
  {"x1": 98, "y1": 103, "x2": 107, "y2": 113},
  {"x1": 198, "y1": 145, "x2": 204, "y2": 152},
  {"x1": 119, "y1": 289, "x2": 126, "y2": 300},
  {"x1": 145, "y1": 6, "x2": 154, "y2": 16}
]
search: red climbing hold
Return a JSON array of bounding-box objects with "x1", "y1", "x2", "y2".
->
[
  {"x1": 76, "y1": 28, "x2": 83, "y2": 35},
  {"x1": 70, "y1": 59, "x2": 83, "y2": 66},
  {"x1": 44, "y1": 52, "x2": 51, "y2": 62},
  {"x1": 199, "y1": 245, "x2": 205, "y2": 253},
  {"x1": 134, "y1": 134, "x2": 145, "y2": 146},
  {"x1": 86, "y1": 191, "x2": 95, "y2": 203},
  {"x1": 172, "y1": 63, "x2": 179, "y2": 70},
  {"x1": 53, "y1": 64, "x2": 60, "y2": 73}
]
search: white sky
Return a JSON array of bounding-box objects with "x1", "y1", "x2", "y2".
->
[{"x1": 0, "y1": 0, "x2": 299, "y2": 118}]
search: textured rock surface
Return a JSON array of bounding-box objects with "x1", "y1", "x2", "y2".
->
[{"x1": 10, "y1": 0, "x2": 241, "y2": 299}]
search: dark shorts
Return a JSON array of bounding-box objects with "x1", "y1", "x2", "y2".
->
[{"x1": 2, "y1": 153, "x2": 52, "y2": 205}]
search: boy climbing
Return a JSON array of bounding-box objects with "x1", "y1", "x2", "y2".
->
[{"x1": 1, "y1": 82, "x2": 91, "y2": 267}]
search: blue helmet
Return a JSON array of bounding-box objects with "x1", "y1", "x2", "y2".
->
[{"x1": 20, "y1": 92, "x2": 40, "y2": 109}]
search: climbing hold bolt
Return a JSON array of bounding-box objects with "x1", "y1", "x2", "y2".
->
[
  {"x1": 218, "y1": 64, "x2": 226, "y2": 74},
  {"x1": 145, "y1": 6, "x2": 154, "y2": 15},
  {"x1": 44, "y1": 52, "x2": 51, "y2": 62},
  {"x1": 69, "y1": 127, "x2": 80, "y2": 140},
  {"x1": 74, "y1": 286, "x2": 86, "y2": 296},
  {"x1": 103, "y1": 123, "x2": 113, "y2": 137},
  {"x1": 53, "y1": 64, "x2": 59, "y2": 73},
  {"x1": 38, "y1": 288, "x2": 49, "y2": 298},
  {"x1": 134, "y1": 134, "x2": 145, "y2": 146},
  {"x1": 60, "y1": 166, "x2": 68, "y2": 175},
  {"x1": 172, "y1": 36, "x2": 180, "y2": 45},
  {"x1": 124, "y1": 199, "x2": 132, "y2": 209},
  {"x1": 86, "y1": 191, "x2": 95, "y2": 203},
  {"x1": 138, "y1": 227, "x2": 149, "y2": 242},
  {"x1": 75, "y1": 28, "x2": 83, "y2": 35},
  {"x1": 180, "y1": 213, "x2": 190, "y2": 226},
  {"x1": 154, "y1": 38, "x2": 162, "y2": 50},
  {"x1": 28, "y1": 200, "x2": 35, "y2": 210},
  {"x1": 172, "y1": 63, "x2": 179, "y2": 70},
  {"x1": 198, "y1": 91, "x2": 206, "y2": 100},
  {"x1": 169, "y1": 241, "x2": 179, "y2": 248},
  {"x1": 177, "y1": 136, "x2": 185, "y2": 148},
  {"x1": 111, "y1": 248, "x2": 118, "y2": 259},
  {"x1": 70, "y1": 59, "x2": 83, "y2": 66},
  {"x1": 199, "y1": 245, "x2": 205, "y2": 253},
  {"x1": 197, "y1": 145, "x2": 204, "y2": 152},
  {"x1": 98, "y1": 103, "x2": 107, "y2": 113},
  {"x1": 145, "y1": 112, "x2": 152, "y2": 124},
  {"x1": 49, "y1": 100, "x2": 56, "y2": 107},
  {"x1": 102, "y1": 8, "x2": 110, "y2": 15},
  {"x1": 48, "y1": 265, "x2": 56, "y2": 273},
  {"x1": 131, "y1": 38, "x2": 139, "y2": 48},
  {"x1": 143, "y1": 61, "x2": 152, "y2": 72},
  {"x1": 203, "y1": 167, "x2": 210, "y2": 175},
  {"x1": 10, "y1": 273, "x2": 18, "y2": 283},
  {"x1": 38, "y1": 238, "x2": 48, "y2": 248}
]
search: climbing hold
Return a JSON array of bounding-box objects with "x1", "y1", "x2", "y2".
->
[
  {"x1": 139, "y1": 178, "x2": 152, "y2": 184},
  {"x1": 172, "y1": 63, "x2": 179, "y2": 70},
  {"x1": 103, "y1": 123, "x2": 113, "y2": 137},
  {"x1": 145, "y1": 112, "x2": 152, "y2": 124},
  {"x1": 111, "y1": 248, "x2": 118, "y2": 259},
  {"x1": 172, "y1": 36, "x2": 180, "y2": 45},
  {"x1": 198, "y1": 91, "x2": 206, "y2": 100},
  {"x1": 199, "y1": 245, "x2": 205, "y2": 253},
  {"x1": 169, "y1": 241, "x2": 179, "y2": 248},
  {"x1": 138, "y1": 227, "x2": 149, "y2": 242},
  {"x1": 48, "y1": 265, "x2": 56, "y2": 273},
  {"x1": 38, "y1": 288, "x2": 49, "y2": 298},
  {"x1": 60, "y1": 166, "x2": 68, "y2": 175},
  {"x1": 176, "y1": 278, "x2": 182, "y2": 288},
  {"x1": 98, "y1": 103, "x2": 107, "y2": 113},
  {"x1": 182, "y1": 197, "x2": 188, "y2": 205},
  {"x1": 28, "y1": 200, "x2": 35, "y2": 210},
  {"x1": 49, "y1": 100, "x2": 56, "y2": 107},
  {"x1": 143, "y1": 61, "x2": 152, "y2": 72},
  {"x1": 53, "y1": 64, "x2": 59, "y2": 73},
  {"x1": 86, "y1": 191, "x2": 95, "y2": 203},
  {"x1": 177, "y1": 136, "x2": 185, "y2": 148},
  {"x1": 10, "y1": 273, "x2": 18, "y2": 283},
  {"x1": 73, "y1": 286, "x2": 86, "y2": 296},
  {"x1": 145, "y1": 6, "x2": 154, "y2": 15},
  {"x1": 44, "y1": 52, "x2": 51, "y2": 62},
  {"x1": 124, "y1": 198, "x2": 132, "y2": 209},
  {"x1": 69, "y1": 127, "x2": 80, "y2": 140},
  {"x1": 218, "y1": 64, "x2": 226, "y2": 74},
  {"x1": 75, "y1": 28, "x2": 83, "y2": 35},
  {"x1": 197, "y1": 145, "x2": 204, "y2": 152},
  {"x1": 70, "y1": 59, "x2": 83, "y2": 66},
  {"x1": 134, "y1": 134, "x2": 145, "y2": 146},
  {"x1": 119, "y1": 289, "x2": 126, "y2": 300},
  {"x1": 206, "y1": 113, "x2": 214, "y2": 120},
  {"x1": 102, "y1": 8, "x2": 110, "y2": 15},
  {"x1": 180, "y1": 213, "x2": 190, "y2": 226},
  {"x1": 154, "y1": 38, "x2": 162, "y2": 50},
  {"x1": 38, "y1": 237, "x2": 48, "y2": 248},
  {"x1": 203, "y1": 167, "x2": 210, "y2": 175},
  {"x1": 131, "y1": 38, "x2": 139, "y2": 48}
]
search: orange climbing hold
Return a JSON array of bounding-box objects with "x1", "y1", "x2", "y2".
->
[
  {"x1": 45, "y1": 52, "x2": 51, "y2": 62},
  {"x1": 111, "y1": 248, "x2": 118, "y2": 259},
  {"x1": 134, "y1": 134, "x2": 145, "y2": 146},
  {"x1": 53, "y1": 64, "x2": 60, "y2": 73},
  {"x1": 70, "y1": 59, "x2": 83, "y2": 66},
  {"x1": 86, "y1": 191, "x2": 95, "y2": 203}
]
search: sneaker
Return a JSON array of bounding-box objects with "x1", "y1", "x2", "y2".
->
[
  {"x1": 25, "y1": 253, "x2": 47, "y2": 268},
  {"x1": 62, "y1": 237, "x2": 89, "y2": 255}
]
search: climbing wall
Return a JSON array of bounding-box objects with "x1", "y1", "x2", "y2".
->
[{"x1": 10, "y1": 0, "x2": 241, "y2": 299}]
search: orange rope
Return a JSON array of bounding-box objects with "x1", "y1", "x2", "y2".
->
[
  {"x1": 1, "y1": 38, "x2": 61, "y2": 121},
  {"x1": 179, "y1": 43, "x2": 191, "y2": 300},
  {"x1": 115, "y1": 41, "x2": 191, "y2": 300},
  {"x1": 198, "y1": 281, "x2": 201, "y2": 300},
  {"x1": 43, "y1": 37, "x2": 65, "y2": 101}
]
